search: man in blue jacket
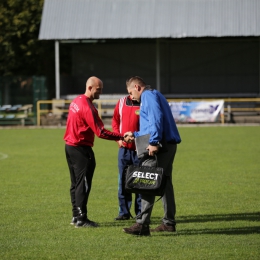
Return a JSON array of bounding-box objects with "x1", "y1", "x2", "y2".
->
[{"x1": 123, "y1": 76, "x2": 181, "y2": 236}]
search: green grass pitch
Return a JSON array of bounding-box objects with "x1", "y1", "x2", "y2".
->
[{"x1": 0, "y1": 126, "x2": 259, "y2": 259}]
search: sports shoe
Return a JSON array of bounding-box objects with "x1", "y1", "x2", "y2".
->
[
  {"x1": 70, "y1": 217, "x2": 77, "y2": 225},
  {"x1": 75, "y1": 219, "x2": 98, "y2": 228},
  {"x1": 150, "y1": 223, "x2": 176, "y2": 232},
  {"x1": 123, "y1": 223, "x2": 150, "y2": 236},
  {"x1": 114, "y1": 215, "x2": 130, "y2": 221}
]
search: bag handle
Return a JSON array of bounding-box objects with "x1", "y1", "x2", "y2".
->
[{"x1": 138, "y1": 154, "x2": 158, "y2": 167}]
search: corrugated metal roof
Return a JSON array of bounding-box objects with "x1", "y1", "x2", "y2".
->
[{"x1": 39, "y1": 0, "x2": 260, "y2": 40}]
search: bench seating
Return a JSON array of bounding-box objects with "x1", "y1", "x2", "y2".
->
[
  {"x1": 0, "y1": 116, "x2": 34, "y2": 126},
  {"x1": 0, "y1": 104, "x2": 34, "y2": 126}
]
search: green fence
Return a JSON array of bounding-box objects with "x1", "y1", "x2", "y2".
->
[{"x1": 0, "y1": 76, "x2": 48, "y2": 126}]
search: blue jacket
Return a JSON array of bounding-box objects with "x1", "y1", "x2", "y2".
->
[{"x1": 134, "y1": 89, "x2": 181, "y2": 145}]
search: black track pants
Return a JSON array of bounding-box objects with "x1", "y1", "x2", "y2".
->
[{"x1": 65, "y1": 144, "x2": 96, "y2": 218}]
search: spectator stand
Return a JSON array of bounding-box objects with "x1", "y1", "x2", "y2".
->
[
  {"x1": 36, "y1": 97, "x2": 121, "y2": 126},
  {"x1": 0, "y1": 104, "x2": 34, "y2": 126},
  {"x1": 36, "y1": 97, "x2": 260, "y2": 126},
  {"x1": 224, "y1": 98, "x2": 260, "y2": 123}
]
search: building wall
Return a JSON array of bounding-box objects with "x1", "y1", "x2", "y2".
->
[
  {"x1": 60, "y1": 37, "x2": 259, "y2": 97},
  {"x1": 166, "y1": 37, "x2": 258, "y2": 96}
]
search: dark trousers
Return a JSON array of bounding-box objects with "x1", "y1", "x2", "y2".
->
[
  {"x1": 118, "y1": 147, "x2": 142, "y2": 216},
  {"x1": 136, "y1": 143, "x2": 177, "y2": 226},
  {"x1": 65, "y1": 144, "x2": 96, "y2": 218}
]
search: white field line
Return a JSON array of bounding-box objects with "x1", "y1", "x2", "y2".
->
[{"x1": 0, "y1": 152, "x2": 8, "y2": 160}]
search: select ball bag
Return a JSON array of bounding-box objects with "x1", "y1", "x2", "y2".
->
[{"x1": 125, "y1": 160, "x2": 166, "y2": 196}]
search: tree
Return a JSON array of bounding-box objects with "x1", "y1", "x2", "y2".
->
[{"x1": 0, "y1": 0, "x2": 54, "y2": 76}]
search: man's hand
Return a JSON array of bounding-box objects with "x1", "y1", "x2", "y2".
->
[
  {"x1": 117, "y1": 140, "x2": 126, "y2": 147},
  {"x1": 123, "y1": 131, "x2": 134, "y2": 143},
  {"x1": 147, "y1": 144, "x2": 159, "y2": 156}
]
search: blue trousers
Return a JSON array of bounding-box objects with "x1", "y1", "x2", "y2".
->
[{"x1": 117, "y1": 147, "x2": 141, "y2": 216}]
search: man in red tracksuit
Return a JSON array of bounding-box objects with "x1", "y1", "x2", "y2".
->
[
  {"x1": 64, "y1": 76, "x2": 133, "y2": 228},
  {"x1": 112, "y1": 95, "x2": 141, "y2": 220}
]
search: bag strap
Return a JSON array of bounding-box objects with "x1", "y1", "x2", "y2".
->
[
  {"x1": 133, "y1": 195, "x2": 163, "y2": 220},
  {"x1": 134, "y1": 172, "x2": 171, "y2": 219},
  {"x1": 124, "y1": 191, "x2": 164, "y2": 219}
]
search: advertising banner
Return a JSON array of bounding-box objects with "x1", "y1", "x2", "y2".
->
[{"x1": 169, "y1": 100, "x2": 224, "y2": 123}]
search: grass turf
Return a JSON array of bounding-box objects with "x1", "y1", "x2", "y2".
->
[{"x1": 0, "y1": 126, "x2": 259, "y2": 259}]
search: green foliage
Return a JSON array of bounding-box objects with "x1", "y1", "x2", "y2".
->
[
  {"x1": 0, "y1": 127, "x2": 259, "y2": 259},
  {"x1": 0, "y1": 0, "x2": 53, "y2": 76}
]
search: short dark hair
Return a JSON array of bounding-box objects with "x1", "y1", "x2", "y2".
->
[{"x1": 126, "y1": 76, "x2": 146, "y2": 88}]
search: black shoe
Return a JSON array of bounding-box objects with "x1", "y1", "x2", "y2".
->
[
  {"x1": 123, "y1": 223, "x2": 150, "y2": 236},
  {"x1": 70, "y1": 217, "x2": 77, "y2": 225},
  {"x1": 75, "y1": 219, "x2": 98, "y2": 228},
  {"x1": 114, "y1": 215, "x2": 130, "y2": 221}
]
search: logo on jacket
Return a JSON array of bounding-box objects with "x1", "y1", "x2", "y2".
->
[
  {"x1": 70, "y1": 102, "x2": 79, "y2": 113},
  {"x1": 135, "y1": 110, "x2": 140, "y2": 115}
]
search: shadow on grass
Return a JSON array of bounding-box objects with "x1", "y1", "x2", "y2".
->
[
  {"x1": 101, "y1": 212, "x2": 260, "y2": 226},
  {"x1": 101, "y1": 219, "x2": 136, "y2": 227},
  {"x1": 151, "y1": 211, "x2": 260, "y2": 224},
  {"x1": 155, "y1": 226, "x2": 260, "y2": 236},
  {"x1": 100, "y1": 212, "x2": 260, "y2": 236},
  {"x1": 154, "y1": 212, "x2": 259, "y2": 236}
]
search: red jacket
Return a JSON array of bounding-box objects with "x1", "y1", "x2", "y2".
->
[
  {"x1": 64, "y1": 95, "x2": 123, "y2": 147},
  {"x1": 112, "y1": 96, "x2": 140, "y2": 151}
]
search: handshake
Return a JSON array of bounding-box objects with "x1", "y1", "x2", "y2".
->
[{"x1": 123, "y1": 131, "x2": 134, "y2": 143}]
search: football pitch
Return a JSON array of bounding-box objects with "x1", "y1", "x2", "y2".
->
[{"x1": 0, "y1": 126, "x2": 259, "y2": 259}]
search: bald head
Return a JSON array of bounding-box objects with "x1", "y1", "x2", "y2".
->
[
  {"x1": 86, "y1": 76, "x2": 102, "y2": 88},
  {"x1": 85, "y1": 76, "x2": 103, "y2": 101}
]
